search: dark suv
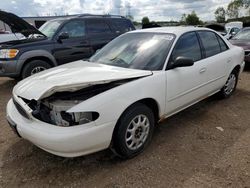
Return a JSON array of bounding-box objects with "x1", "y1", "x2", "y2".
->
[{"x1": 0, "y1": 11, "x2": 135, "y2": 79}]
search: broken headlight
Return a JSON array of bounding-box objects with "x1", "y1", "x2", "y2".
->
[{"x1": 52, "y1": 111, "x2": 99, "y2": 127}]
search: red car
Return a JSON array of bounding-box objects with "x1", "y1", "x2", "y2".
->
[{"x1": 230, "y1": 27, "x2": 250, "y2": 64}]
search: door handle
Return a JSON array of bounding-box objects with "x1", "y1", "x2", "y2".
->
[{"x1": 199, "y1": 68, "x2": 207, "y2": 73}]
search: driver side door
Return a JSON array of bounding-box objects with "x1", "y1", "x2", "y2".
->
[
  {"x1": 165, "y1": 32, "x2": 209, "y2": 116},
  {"x1": 53, "y1": 20, "x2": 92, "y2": 65}
]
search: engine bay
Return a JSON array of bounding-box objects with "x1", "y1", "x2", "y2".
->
[{"x1": 20, "y1": 78, "x2": 137, "y2": 126}]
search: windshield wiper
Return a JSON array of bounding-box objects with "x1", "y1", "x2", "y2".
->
[{"x1": 109, "y1": 57, "x2": 128, "y2": 67}]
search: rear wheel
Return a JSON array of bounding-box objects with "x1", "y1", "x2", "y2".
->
[
  {"x1": 21, "y1": 60, "x2": 51, "y2": 79},
  {"x1": 219, "y1": 70, "x2": 238, "y2": 98},
  {"x1": 112, "y1": 103, "x2": 155, "y2": 159}
]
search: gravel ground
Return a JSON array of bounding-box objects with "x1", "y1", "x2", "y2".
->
[{"x1": 0, "y1": 71, "x2": 250, "y2": 188}]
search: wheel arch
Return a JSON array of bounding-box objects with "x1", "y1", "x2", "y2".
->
[
  {"x1": 232, "y1": 64, "x2": 241, "y2": 75},
  {"x1": 111, "y1": 98, "x2": 160, "y2": 140},
  {"x1": 17, "y1": 50, "x2": 57, "y2": 75}
]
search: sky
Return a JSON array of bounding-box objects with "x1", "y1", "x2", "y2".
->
[{"x1": 0, "y1": 0, "x2": 232, "y2": 21}]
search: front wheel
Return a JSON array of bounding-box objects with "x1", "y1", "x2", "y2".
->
[
  {"x1": 112, "y1": 103, "x2": 155, "y2": 159},
  {"x1": 219, "y1": 70, "x2": 238, "y2": 98},
  {"x1": 21, "y1": 60, "x2": 51, "y2": 79}
]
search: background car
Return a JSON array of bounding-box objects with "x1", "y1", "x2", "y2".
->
[
  {"x1": 0, "y1": 10, "x2": 135, "y2": 79},
  {"x1": 6, "y1": 27, "x2": 245, "y2": 159},
  {"x1": 230, "y1": 27, "x2": 250, "y2": 66},
  {"x1": 224, "y1": 21, "x2": 243, "y2": 39}
]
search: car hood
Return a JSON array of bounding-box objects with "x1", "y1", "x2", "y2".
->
[
  {"x1": 0, "y1": 37, "x2": 48, "y2": 48},
  {"x1": 230, "y1": 39, "x2": 250, "y2": 50},
  {"x1": 13, "y1": 61, "x2": 153, "y2": 100},
  {"x1": 0, "y1": 10, "x2": 46, "y2": 38}
]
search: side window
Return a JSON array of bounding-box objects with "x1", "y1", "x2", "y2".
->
[
  {"x1": 59, "y1": 20, "x2": 85, "y2": 38},
  {"x1": 198, "y1": 31, "x2": 221, "y2": 58},
  {"x1": 171, "y1": 32, "x2": 201, "y2": 62},
  {"x1": 217, "y1": 35, "x2": 229, "y2": 52},
  {"x1": 87, "y1": 20, "x2": 112, "y2": 34},
  {"x1": 113, "y1": 19, "x2": 134, "y2": 33}
]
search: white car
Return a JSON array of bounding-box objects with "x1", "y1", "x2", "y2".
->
[{"x1": 6, "y1": 27, "x2": 245, "y2": 158}]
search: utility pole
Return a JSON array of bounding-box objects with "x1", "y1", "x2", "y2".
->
[{"x1": 126, "y1": 3, "x2": 131, "y2": 17}]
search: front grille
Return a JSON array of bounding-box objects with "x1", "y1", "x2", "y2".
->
[{"x1": 13, "y1": 98, "x2": 30, "y2": 119}]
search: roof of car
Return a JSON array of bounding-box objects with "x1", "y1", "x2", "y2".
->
[
  {"x1": 46, "y1": 14, "x2": 127, "y2": 22},
  {"x1": 130, "y1": 26, "x2": 213, "y2": 37}
]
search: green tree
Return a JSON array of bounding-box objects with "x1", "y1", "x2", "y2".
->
[
  {"x1": 227, "y1": 1, "x2": 240, "y2": 18},
  {"x1": 186, "y1": 11, "x2": 201, "y2": 25},
  {"x1": 215, "y1": 7, "x2": 226, "y2": 23},
  {"x1": 179, "y1": 14, "x2": 187, "y2": 25},
  {"x1": 227, "y1": 0, "x2": 250, "y2": 18},
  {"x1": 142, "y1": 16, "x2": 150, "y2": 25}
]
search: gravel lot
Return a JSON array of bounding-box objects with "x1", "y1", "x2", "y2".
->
[{"x1": 0, "y1": 71, "x2": 250, "y2": 188}]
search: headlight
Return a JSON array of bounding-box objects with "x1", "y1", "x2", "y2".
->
[
  {"x1": 0, "y1": 49, "x2": 19, "y2": 58},
  {"x1": 72, "y1": 112, "x2": 99, "y2": 124},
  {"x1": 59, "y1": 111, "x2": 99, "y2": 126}
]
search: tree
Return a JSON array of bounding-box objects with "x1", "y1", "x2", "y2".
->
[
  {"x1": 226, "y1": 0, "x2": 250, "y2": 18},
  {"x1": 179, "y1": 14, "x2": 187, "y2": 25},
  {"x1": 142, "y1": 17, "x2": 150, "y2": 25},
  {"x1": 215, "y1": 7, "x2": 226, "y2": 23},
  {"x1": 227, "y1": 1, "x2": 240, "y2": 18},
  {"x1": 186, "y1": 11, "x2": 201, "y2": 25}
]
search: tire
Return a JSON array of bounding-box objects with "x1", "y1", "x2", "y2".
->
[
  {"x1": 218, "y1": 70, "x2": 239, "y2": 99},
  {"x1": 21, "y1": 60, "x2": 51, "y2": 79},
  {"x1": 112, "y1": 103, "x2": 155, "y2": 159}
]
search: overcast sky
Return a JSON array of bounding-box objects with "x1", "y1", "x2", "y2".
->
[{"x1": 0, "y1": 0, "x2": 231, "y2": 21}]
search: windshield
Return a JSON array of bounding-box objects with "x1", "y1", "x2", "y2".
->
[
  {"x1": 90, "y1": 33, "x2": 174, "y2": 70},
  {"x1": 39, "y1": 20, "x2": 63, "y2": 38},
  {"x1": 233, "y1": 29, "x2": 250, "y2": 40}
]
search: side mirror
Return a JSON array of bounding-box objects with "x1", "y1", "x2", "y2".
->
[
  {"x1": 58, "y1": 32, "x2": 69, "y2": 41},
  {"x1": 170, "y1": 56, "x2": 194, "y2": 69}
]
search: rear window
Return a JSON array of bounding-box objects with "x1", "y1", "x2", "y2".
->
[
  {"x1": 217, "y1": 35, "x2": 228, "y2": 52},
  {"x1": 198, "y1": 31, "x2": 221, "y2": 58},
  {"x1": 112, "y1": 19, "x2": 134, "y2": 33},
  {"x1": 87, "y1": 20, "x2": 112, "y2": 34}
]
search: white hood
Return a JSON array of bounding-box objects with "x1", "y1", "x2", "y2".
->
[{"x1": 13, "y1": 61, "x2": 152, "y2": 100}]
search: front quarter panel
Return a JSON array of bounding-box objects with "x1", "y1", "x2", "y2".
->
[{"x1": 68, "y1": 72, "x2": 166, "y2": 125}]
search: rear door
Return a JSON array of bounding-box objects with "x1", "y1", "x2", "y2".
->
[
  {"x1": 86, "y1": 19, "x2": 114, "y2": 53},
  {"x1": 53, "y1": 19, "x2": 92, "y2": 64},
  {"x1": 197, "y1": 31, "x2": 230, "y2": 91}
]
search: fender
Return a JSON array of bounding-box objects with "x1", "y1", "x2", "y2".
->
[
  {"x1": 17, "y1": 50, "x2": 58, "y2": 74},
  {"x1": 68, "y1": 72, "x2": 166, "y2": 125}
]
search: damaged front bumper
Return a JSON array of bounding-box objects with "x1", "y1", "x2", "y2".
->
[{"x1": 6, "y1": 99, "x2": 116, "y2": 157}]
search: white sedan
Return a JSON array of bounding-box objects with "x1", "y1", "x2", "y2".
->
[{"x1": 6, "y1": 27, "x2": 245, "y2": 158}]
